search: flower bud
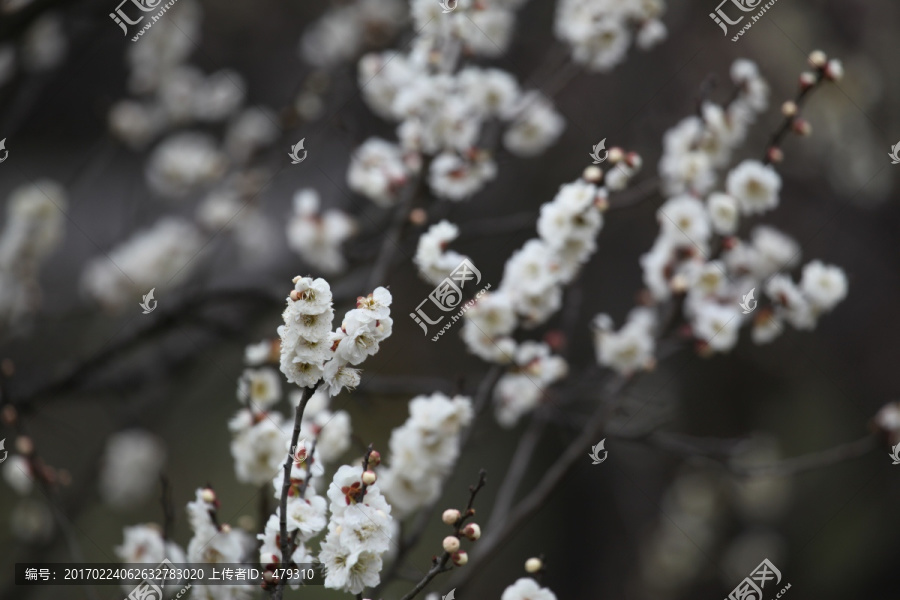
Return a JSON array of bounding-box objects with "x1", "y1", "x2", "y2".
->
[
  {"x1": 442, "y1": 509, "x2": 461, "y2": 525},
  {"x1": 791, "y1": 118, "x2": 812, "y2": 136},
  {"x1": 452, "y1": 551, "x2": 468, "y2": 566},
  {"x1": 582, "y1": 165, "x2": 603, "y2": 183},
  {"x1": 625, "y1": 152, "x2": 642, "y2": 169},
  {"x1": 362, "y1": 470, "x2": 377, "y2": 485},
  {"x1": 15, "y1": 436, "x2": 33, "y2": 455},
  {"x1": 408, "y1": 209, "x2": 427, "y2": 226},
  {"x1": 824, "y1": 59, "x2": 843, "y2": 81},
  {"x1": 766, "y1": 147, "x2": 784, "y2": 164},
  {"x1": 442, "y1": 535, "x2": 460, "y2": 553},
  {"x1": 201, "y1": 488, "x2": 217, "y2": 504},
  {"x1": 462, "y1": 523, "x2": 481, "y2": 541},
  {"x1": 289, "y1": 290, "x2": 301, "y2": 302},
  {"x1": 525, "y1": 557, "x2": 543, "y2": 573},
  {"x1": 799, "y1": 72, "x2": 817, "y2": 89},
  {"x1": 808, "y1": 50, "x2": 827, "y2": 69},
  {"x1": 608, "y1": 147, "x2": 625, "y2": 164},
  {"x1": 781, "y1": 101, "x2": 798, "y2": 117},
  {"x1": 1, "y1": 404, "x2": 17, "y2": 425},
  {"x1": 367, "y1": 450, "x2": 381, "y2": 467}
]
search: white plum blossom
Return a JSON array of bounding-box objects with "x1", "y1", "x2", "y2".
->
[
  {"x1": 115, "y1": 524, "x2": 186, "y2": 565},
  {"x1": 186, "y1": 489, "x2": 253, "y2": 600},
  {"x1": 428, "y1": 151, "x2": 497, "y2": 200},
  {"x1": 2, "y1": 455, "x2": 34, "y2": 495},
  {"x1": 800, "y1": 260, "x2": 848, "y2": 311},
  {"x1": 593, "y1": 308, "x2": 657, "y2": 375},
  {"x1": 503, "y1": 93, "x2": 565, "y2": 157},
  {"x1": 380, "y1": 394, "x2": 473, "y2": 516},
  {"x1": 414, "y1": 220, "x2": 471, "y2": 285},
  {"x1": 706, "y1": 192, "x2": 740, "y2": 235},
  {"x1": 347, "y1": 138, "x2": 411, "y2": 207},
  {"x1": 494, "y1": 342, "x2": 568, "y2": 427},
  {"x1": 692, "y1": 301, "x2": 742, "y2": 353},
  {"x1": 80, "y1": 217, "x2": 205, "y2": 311},
  {"x1": 502, "y1": 577, "x2": 559, "y2": 600},
  {"x1": 229, "y1": 410, "x2": 288, "y2": 485},
  {"x1": 554, "y1": 0, "x2": 666, "y2": 72},
  {"x1": 726, "y1": 160, "x2": 782, "y2": 215},
  {"x1": 237, "y1": 367, "x2": 282, "y2": 411},
  {"x1": 99, "y1": 430, "x2": 166, "y2": 510},
  {"x1": 286, "y1": 189, "x2": 357, "y2": 274},
  {"x1": 145, "y1": 132, "x2": 227, "y2": 198}
]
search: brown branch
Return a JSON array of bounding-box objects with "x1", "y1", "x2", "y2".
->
[{"x1": 273, "y1": 382, "x2": 321, "y2": 600}]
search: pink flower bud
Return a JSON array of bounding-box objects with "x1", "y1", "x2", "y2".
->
[
  {"x1": 462, "y1": 523, "x2": 481, "y2": 540},
  {"x1": 442, "y1": 509, "x2": 461, "y2": 525},
  {"x1": 808, "y1": 50, "x2": 827, "y2": 69},
  {"x1": 362, "y1": 470, "x2": 377, "y2": 485},
  {"x1": 367, "y1": 450, "x2": 381, "y2": 467},
  {"x1": 452, "y1": 551, "x2": 468, "y2": 566},
  {"x1": 442, "y1": 535, "x2": 460, "y2": 553}
]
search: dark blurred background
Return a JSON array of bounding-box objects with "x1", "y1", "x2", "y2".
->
[{"x1": 1, "y1": 0, "x2": 899, "y2": 599}]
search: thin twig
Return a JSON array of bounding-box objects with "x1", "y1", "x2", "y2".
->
[{"x1": 273, "y1": 382, "x2": 321, "y2": 600}]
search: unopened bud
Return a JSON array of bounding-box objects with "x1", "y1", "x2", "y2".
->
[
  {"x1": 442, "y1": 535, "x2": 460, "y2": 553},
  {"x1": 292, "y1": 276, "x2": 301, "y2": 283},
  {"x1": 362, "y1": 470, "x2": 377, "y2": 485},
  {"x1": 625, "y1": 152, "x2": 642, "y2": 169},
  {"x1": 582, "y1": 165, "x2": 603, "y2": 183},
  {"x1": 608, "y1": 147, "x2": 625, "y2": 164},
  {"x1": 1, "y1": 404, "x2": 16, "y2": 425},
  {"x1": 15, "y1": 436, "x2": 33, "y2": 455},
  {"x1": 409, "y1": 208, "x2": 428, "y2": 226},
  {"x1": 220, "y1": 523, "x2": 232, "y2": 533},
  {"x1": 791, "y1": 118, "x2": 812, "y2": 136},
  {"x1": 808, "y1": 50, "x2": 828, "y2": 69},
  {"x1": 201, "y1": 488, "x2": 217, "y2": 504},
  {"x1": 462, "y1": 523, "x2": 481, "y2": 540},
  {"x1": 452, "y1": 551, "x2": 468, "y2": 566},
  {"x1": 289, "y1": 290, "x2": 301, "y2": 301},
  {"x1": 781, "y1": 101, "x2": 798, "y2": 117},
  {"x1": 824, "y1": 59, "x2": 844, "y2": 82},
  {"x1": 766, "y1": 147, "x2": 784, "y2": 164},
  {"x1": 442, "y1": 509, "x2": 461, "y2": 525},
  {"x1": 799, "y1": 72, "x2": 817, "y2": 89},
  {"x1": 525, "y1": 557, "x2": 543, "y2": 573},
  {"x1": 367, "y1": 450, "x2": 381, "y2": 467}
]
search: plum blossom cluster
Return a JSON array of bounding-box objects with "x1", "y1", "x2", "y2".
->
[
  {"x1": 493, "y1": 342, "x2": 569, "y2": 428},
  {"x1": 80, "y1": 216, "x2": 204, "y2": 311},
  {"x1": 318, "y1": 462, "x2": 395, "y2": 594},
  {"x1": 299, "y1": 0, "x2": 406, "y2": 68},
  {"x1": 351, "y1": 37, "x2": 564, "y2": 202},
  {"x1": 230, "y1": 340, "x2": 353, "y2": 487},
  {"x1": 378, "y1": 393, "x2": 474, "y2": 517},
  {"x1": 185, "y1": 488, "x2": 255, "y2": 600},
  {"x1": 413, "y1": 219, "x2": 473, "y2": 285},
  {"x1": 594, "y1": 56, "x2": 849, "y2": 374},
  {"x1": 659, "y1": 59, "x2": 770, "y2": 197},
  {"x1": 0, "y1": 180, "x2": 66, "y2": 331},
  {"x1": 554, "y1": 0, "x2": 667, "y2": 72},
  {"x1": 278, "y1": 277, "x2": 393, "y2": 395},
  {"x1": 0, "y1": 10, "x2": 66, "y2": 89},
  {"x1": 286, "y1": 189, "x2": 357, "y2": 274},
  {"x1": 410, "y1": 0, "x2": 528, "y2": 59}
]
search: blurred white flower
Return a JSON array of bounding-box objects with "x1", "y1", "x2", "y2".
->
[
  {"x1": 99, "y1": 430, "x2": 167, "y2": 510},
  {"x1": 146, "y1": 132, "x2": 227, "y2": 198},
  {"x1": 286, "y1": 189, "x2": 357, "y2": 274}
]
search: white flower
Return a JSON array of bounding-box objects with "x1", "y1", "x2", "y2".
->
[
  {"x1": 230, "y1": 413, "x2": 289, "y2": 485},
  {"x1": 706, "y1": 193, "x2": 739, "y2": 235},
  {"x1": 458, "y1": 67, "x2": 520, "y2": 118},
  {"x1": 592, "y1": 309, "x2": 656, "y2": 375},
  {"x1": 637, "y1": 19, "x2": 667, "y2": 50},
  {"x1": 750, "y1": 226, "x2": 800, "y2": 279},
  {"x1": 731, "y1": 59, "x2": 769, "y2": 112},
  {"x1": 99, "y1": 430, "x2": 166, "y2": 510},
  {"x1": 414, "y1": 220, "x2": 471, "y2": 285},
  {"x1": 428, "y1": 151, "x2": 497, "y2": 200},
  {"x1": 347, "y1": 138, "x2": 409, "y2": 207},
  {"x1": 289, "y1": 277, "x2": 334, "y2": 315},
  {"x1": 765, "y1": 274, "x2": 815, "y2": 330},
  {"x1": 800, "y1": 260, "x2": 847, "y2": 311},
  {"x1": 335, "y1": 317, "x2": 383, "y2": 365},
  {"x1": 80, "y1": 217, "x2": 204, "y2": 311},
  {"x1": 145, "y1": 132, "x2": 227, "y2": 198},
  {"x1": 657, "y1": 195, "x2": 712, "y2": 251},
  {"x1": 503, "y1": 92, "x2": 565, "y2": 157},
  {"x1": 494, "y1": 373, "x2": 542, "y2": 428},
  {"x1": 2, "y1": 456, "x2": 34, "y2": 495},
  {"x1": 302, "y1": 409, "x2": 352, "y2": 463},
  {"x1": 318, "y1": 535, "x2": 383, "y2": 594},
  {"x1": 501, "y1": 577, "x2": 558, "y2": 600},
  {"x1": 726, "y1": 160, "x2": 781, "y2": 215},
  {"x1": 115, "y1": 525, "x2": 185, "y2": 565},
  {"x1": 352, "y1": 287, "x2": 393, "y2": 323},
  {"x1": 322, "y1": 359, "x2": 362, "y2": 396},
  {"x1": 225, "y1": 106, "x2": 280, "y2": 162},
  {"x1": 108, "y1": 101, "x2": 162, "y2": 149},
  {"x1": 335, "y1": 502, "x2": 393, "y2": 554},
  {"x1": 286, "y1": 495, "x2": 328, "y2": 541},
  {"x1": 692, "y1": 302, "x2": 742, "y2": 352},
  {"x1": 237, "y1": 368, "x2": 282, "y2": 410},
  {"x1": 244, "y1": 340, "x2": 272, "y2": 366},
  {"x1": 287, "y1": 189, "x2": 357, "y2": 274}
]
